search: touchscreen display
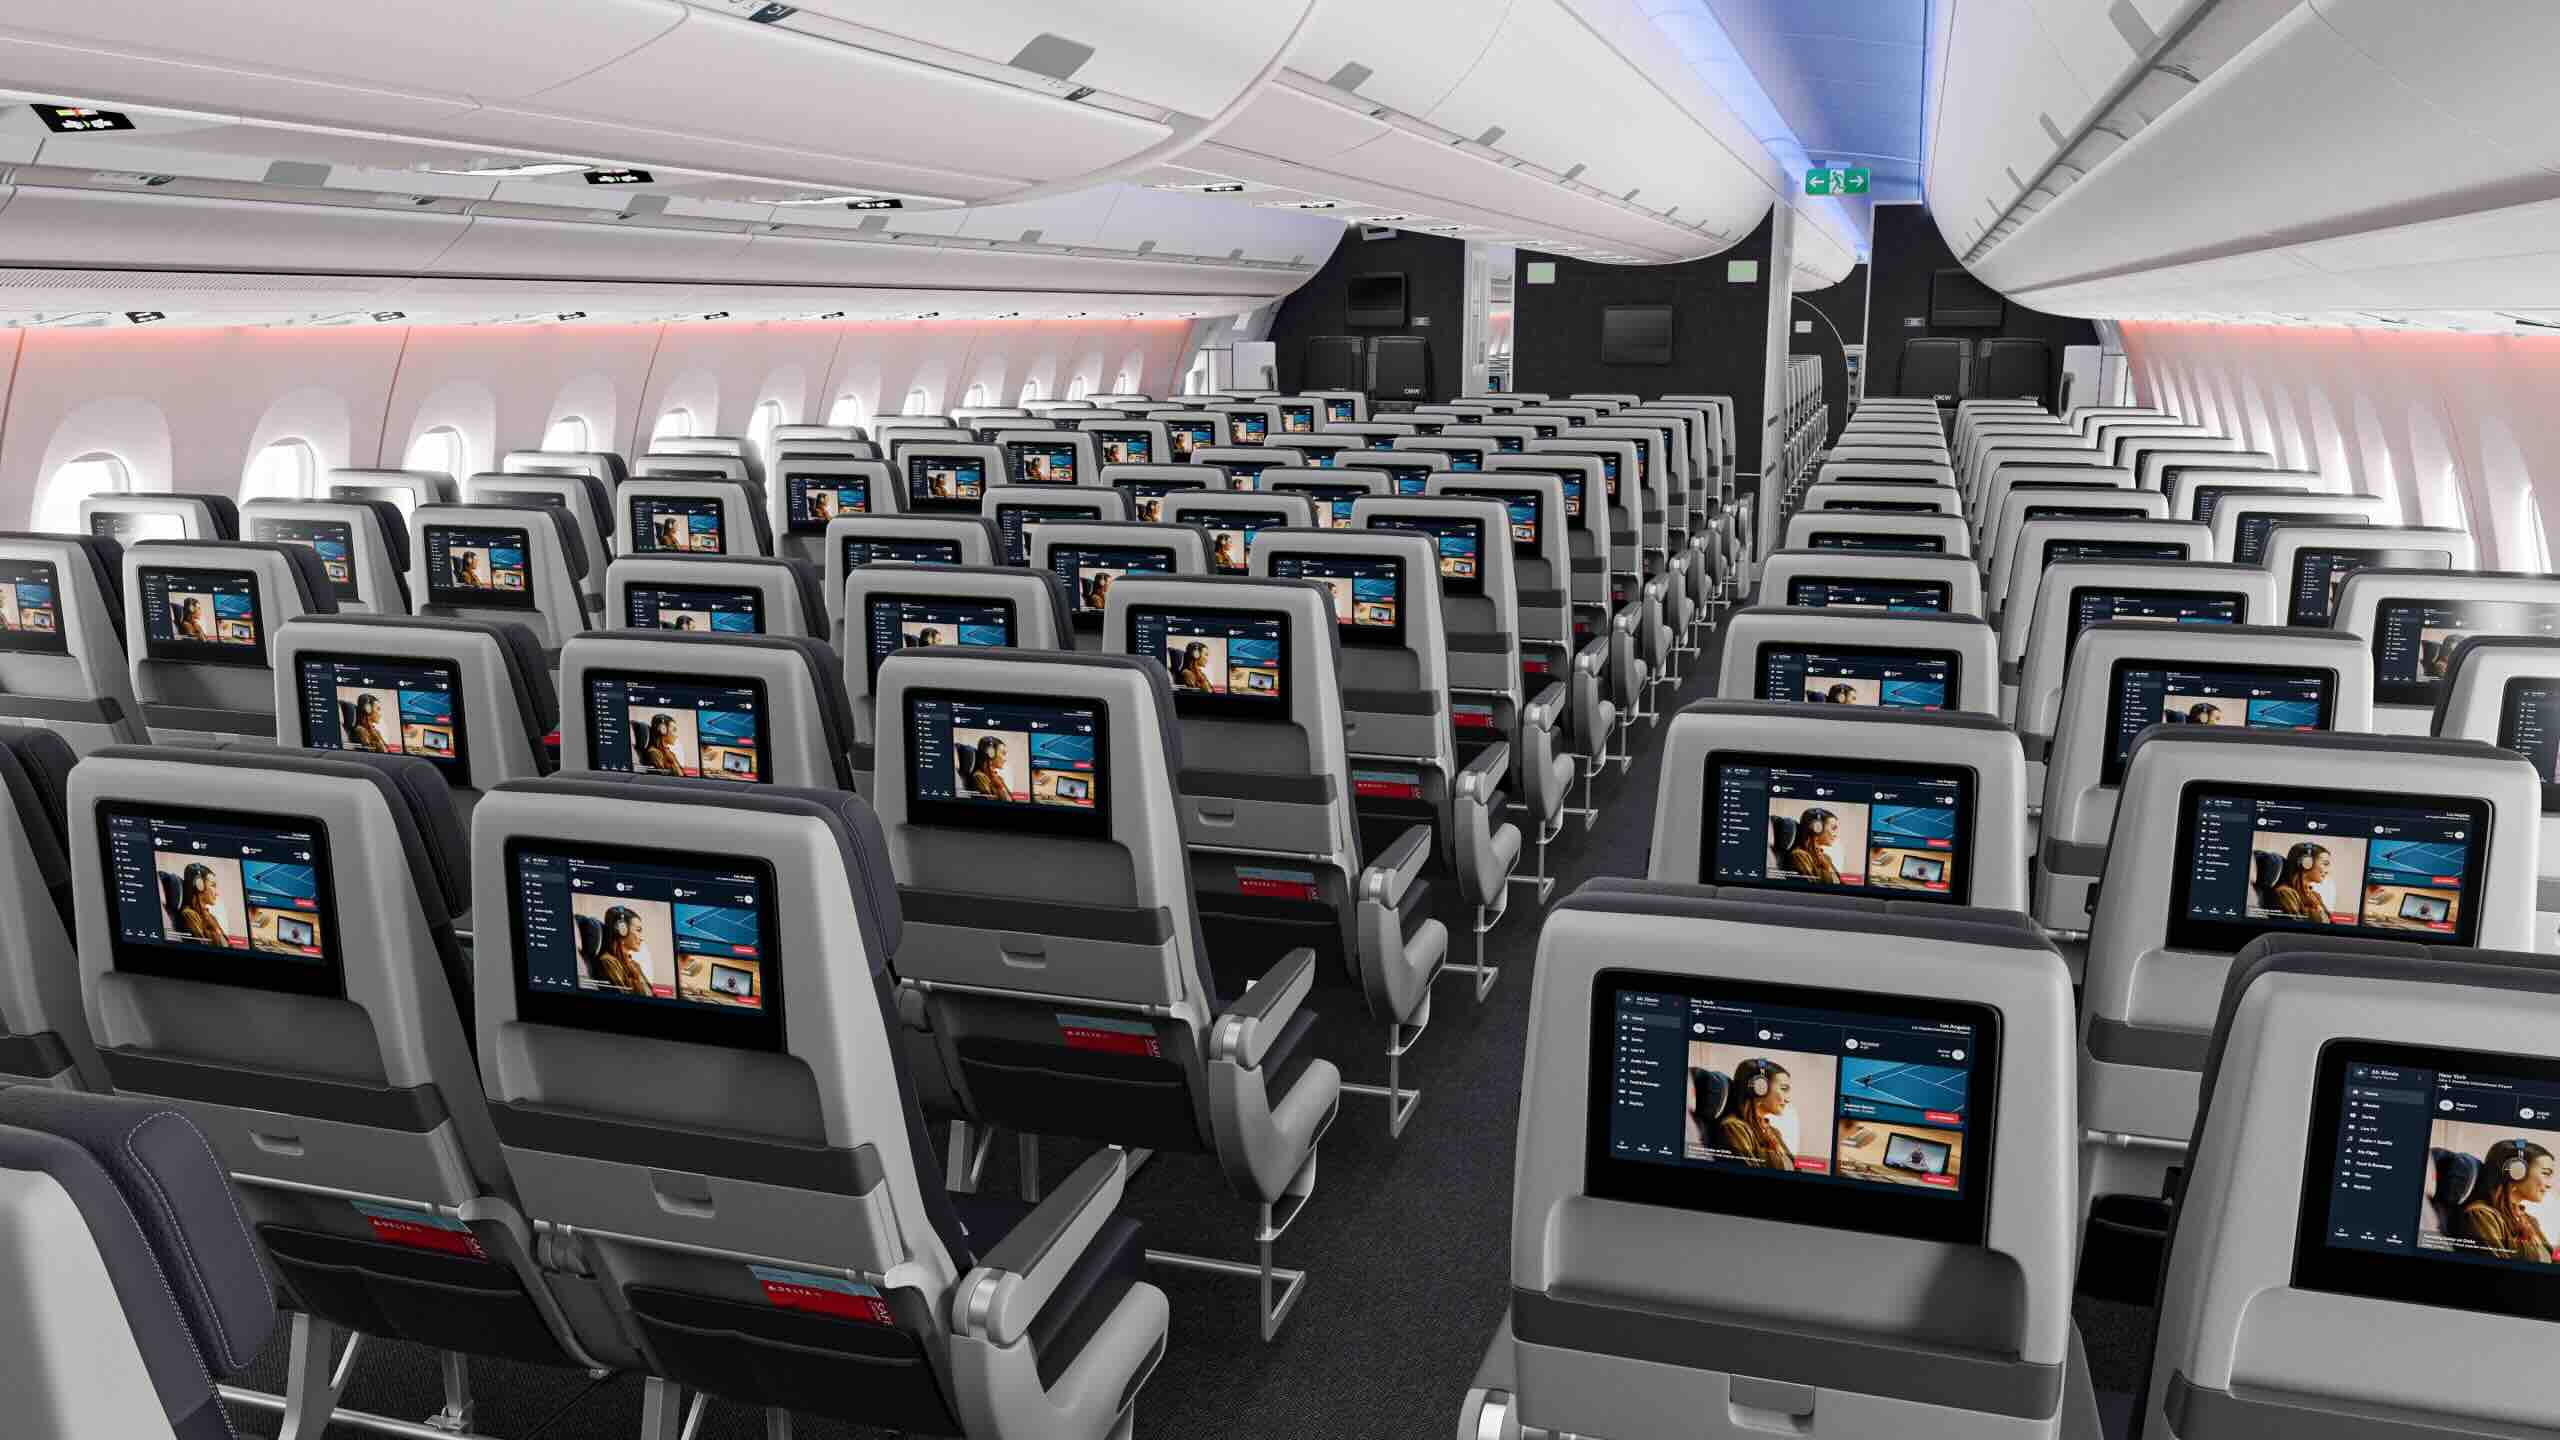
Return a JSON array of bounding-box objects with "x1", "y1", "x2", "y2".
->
[
  {"x1": 1704, "y1": 756, "x2": 1971, "y2": 903},
  {"x1": 1187, "y1": 508, "x2": 1288, "y2": 575},
  {"x1": 1005, "y1": 440, "x2": 1080, "y2": 485},
  {"x1": 1278, "y1": 403, "x2": 1316, "y2": 435},
  {"x1": 1819, "y1": 499, "x2": 1945, "y2": 514},
  {"x1": 91, "y1": 511, "x2": 188, "y2": 543},
  {"x1": 1167, "y1": 420, "x2": 1217, "y2": 459},
  {"x1": 2498, "y1": 677, "x2": 2560, "y2": 794},
  {"x1": 1048, "y1": 545, "x2": 1174, "y2": 617},
  {"x1": 138, "y1": 566, "x2": 264, "y2": 663},
  {"x1": 2297, "y1": 1043, "x2": 2560, "y2": 1322},
  {"x1": 1227, "y1": 412, "x2": 1269, "y2": 445},
  {"x1": 2289, "y1": 547, "x2": 2453, "y2": 626},
  {"x1": 995, "y1": 502, "x2": 1104, "y2": 566},
  {"x1": 1268, "y1": 551, "x2": 1403, "y2": 644},
  {"x1": 1324, "y1": 399, "x2": 1358, "y2": 423},
  {"x1": 424, "y1": 525, "x2": 534, "y2": 609},
  {"x1": 0, "y1": 558, "x2": 66, "y2": 655},
  {"x1": 1589, "y1": 972, "x2": 1997, "y2": 1245},
  {"x1": 2169, "y1": 784, "x2": 2489, "y2": 951},
  {"x1": 1358, "y1": 464, "x2": 1435, "y2": 496},
  {"x1": 2100, "y1": 662, "x2": 2332, "y2": 787},
  {"x1": 296, "y1": 654, "x2": 468, "y2": 784},
  {"x1": 904, "y1": 692, "x2": 1106, "y2": 834},
  {"x1": 2024, "y1": 505, "x2": 2147, "y2": 523},
  {"x1": 509, "y1": 842, "x2": 779, "y2": 1049},
  {"x1": 1112, "y1": 479, "x2": 1206, "y2": 525},
  {"x1": 1365, "y1": 513, "x2": 1485, "y2": 595},
  {"x1": 2041, "y1": 537, "x2": 2192, "y2": 567},
  {"x1": 905, "y1": 454, "x2": 988, "y2": 511},
  {"x1": 841, "y1": 536, "x2": 963, "y2": 572},
  {"x1": 253, "y1": 518, "x2": 360, "y2": 603},
  {"x1": 1784, "y1": 578, "x2": 1951, "y2": 613},
  {"x1": 629, "y1": 495, "x2": 727, "y2": 554},
  {"x1": 2065, "y1": 587, "x2": 2246, "y2": 660},
  {"x1": 785, "y1": 470, "x2": 869, "y2": 534},
  {"x1": 1217, "y1": 459, "x2": 1278, "y2": 489},
  {"x1": 1549, "y1": 451, "x2": 1620, "y2": 496},
  {"x1": 1452, "y1": 488, "x2": 1542, "y2": 551},
  {"x1": 1809, "y1": 531, "x2": 1945, "y2": 554},
  {"x1": 2237, "y1": 511, "x2": 2370, "y2": 567},
  {"x1": 101, "y1": 804, "x2": 337, "y2": 997},
  {"x1": 1757, "y1": 645, "x2": 1954, "y2": 711},
  {"x1": 864, "y1": 595, "x2": 1013, "y2": 681},
  {"x1": 1130, "y1": 607, "x2": 1285, "y2": 716},
  {"x1": 2193, "y1": 483, "x2": 2310, "y2": 527},
  {"x1": 1272, "y1": 483, "x2": 1367, "y2": 530},
  {"x1": 585, "y1": 674, "x2": 767, "y2": 784},
  {"x1": 625, "y1": 585, "x2": 760, "y2": 634},
  {"x1": 2373, "y1": 598, "x2": 2560, "y2": 706},
  {"x1": 1093, "y1": 429, "x2": 1152, "y2": 464},
  {"x1": 1437, "y1": 447, "x2": 1485, "y2": 473}
]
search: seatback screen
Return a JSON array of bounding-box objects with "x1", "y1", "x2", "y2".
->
[
  {"x1": 138, "y1": 566, "x2": 264, "y2": 664},
  {"x1": 424, "y1": 524, "x2": 534, "y2": 610},
  {"x1": 784, "y1": 470, "x2": 869, "y2": 534},
  {"x1": 904, "y1": 691, "x2": 1107, "y2": 836},
  {"x1": 2497, "y1": 677, "x2": 2560, "y2": 795},
  {"x1": 1436, "y1": 447, "x2": 1486, "y2": 473},
  {"x1": 0, "y1": 558, "x2": 66, "y2": 655},
  {"x1": 1360, "y1": 464, "x2": 1436, "y2": 496},
  {"x1": 1278, "y1": 403, "x2": 1316, "y2": 434},
  {"x1": 1809, "y1": 531, "x2": 1945, "y2": 554},
  {"x1": 1167, "y1": 420, "x2": 1217, "y2": 459},
  {"x1": 1588, "y1": 972, "x2": 1998, "y2": 1245},
  {"x1": 1323, "y1": 399, "x2": 1357, "y2": 423},
  {"x1": 2373, "y1": 599, "x2": 2560, "y2": 707},
  {"x1": 2024, "y1": 505, "x2": 2146, "y2": 523},
  {"x1": 509, "y1": 841, "x2": 780, "y2": 1050},
  {"x1": 1365, "y1": 513, "x2": 1485, "y2": 596},
  {"x1": 1004, "y1": 440, "x2": 1080, "y2": 485},
  {"x1": 1112, "y1": 479, "x2": 1205, "y2": 524},
  {"x1": 1272, "y1": 483, "x2": 1367, "y2": 530},
  {"x1": 1548, "y1": 451, "x2": 1620, "y2": 497},
  {"x1": 1452, "y1": 487, "x2": 1542, "y2": 552},
  {"x1": 585, "y1": 673, "x2": 768, "y2": 784},
  {"x1": 996, "y1": 502, "x2": 1104, "y2": 566},
  {"x1": 1756, "y1": 645, "x2": 1955, "y2": 711},
  {"x1": 1186, "y1": 508, "x2": 1289, "y2": 575},
  {"x1": 1704, "y1": 755, "x2": 1972, "y2": 904},
  {"x1": 1820, "y1": 499, "x2": 1944, "y2": 514},
  {"x1": 92, "y1": 510, "x2": 190, "y2": 543},
  {"x1": 1227, "y1": 412, "x2": 1269, "y2": 445},
  {"x1": 2288, "y1": 547, "x2": 2452, "y2": 626},
  {"x1": 2065, "y1": 587, "x2": 2246, "y2": 661},
  {"x1": 253, "y1": 518, "x2": 360, "y2": 603},
  {"x1": 1268, "y1": 551, "x2": 1404, "y2": 646},
  {"x1": 625, "y1": 585, "x2": 761, "y2": 635},
  {"x1": 2100, "y1": 662, "x2": 2333, "y2": 787},
  {"x1": 101, "y1": 803, "x2": 338, "y2": 997},
  {"x1": 2168, "y1": 783, "x2": 2490, "y2": 951},
  {"x1": 1130, "y1": 606, "x2": 1286, "y2": 718},
  {"x1": 1092, "y1": 429, "x2": 1152, "y2": 464},
  {"x1": 628, "y1": 495, "x2": 727, "y2": 555},
  {"x1": 1784, "y1": 578, "x2": 1951, "y2": 613},
  {"x1": 2041, "y1": 537, "x2": 2191, "y2": 567},
  {"x1": 905, "y1": 454, "x2": 988, "y2": 512},
  {"x1": 841, "y1": 536, "x2": 963, "y2": 573},
  {"x1": 864, "y1": 595, "x2": 1014, "y2": 681},
  {"x1": 296, "y1": 654, "x2": 469, "y2": 786},
  {"x1": 1047, "y1": 545, "x2": 1175, "y2": 618},
  {"x1": 2235, "y1": 510, "x2": 2371, "y2": 567},
  {"x1": 2297, "y1": 1042, "x2": 2560, "y2": 1323},
  {"x1": 2193, "y1": 484, "x2": 2310, "y2": 527}
]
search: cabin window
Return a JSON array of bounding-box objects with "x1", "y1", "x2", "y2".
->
[
  {"x1": 1067, "y1": 375, "x2": 1089, "y2": 401},
  {"x1": 963, "y1": 384, "x2": 988, "y2": 408},
  {"x1": 748, "y1": 399, "x2": 786, "y2": 462},
  {"x1": 827, "y1": 394, "x2": 867, "y2": 427},
  {"x1": 1116, "y1": 372, "x2": 1135, "y2": 394},
  {"x1": 651, "y1": 409, "x2": 695, "y2": 444},
  {"x1": 241, "y1": 439, "x2": 318, "y2": 502},
  {"x1": 1019, "y1": 379, "x2": 1043, "y2": 404},
  {"x1": 35, "y1": 453, "x2": 130, "y2": 532},
  {"x1": 405, "y1": 426, "x2": 467, "y2": 479},
  {"x1": 542, "y1": 416, "x2": 589, "y2": 452},
  {"x1": 903, "y1": 388, "x2": 932, "y2": 416}
]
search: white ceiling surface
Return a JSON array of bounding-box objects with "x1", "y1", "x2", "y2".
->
[
  {"x1": 1928, "y1": 0, "x2": 2560, "y2": 331},
  {"x1": 1663, "y1": 0, "x2": 1928, "y2": 212}
]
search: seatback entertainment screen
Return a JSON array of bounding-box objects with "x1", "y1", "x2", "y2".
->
[
  {"x1": 1705, "y1": 755, "x2": 1972, "y2": 904},
  {"x1": 2100, "y1": 661, "x2": 2332, "y2": 787},
  {"x1": 1756, "y1": 645, "x2": 1955, "y2": 711},
  {"x1": 509, "y1": 841, "x2": 779, "y2": 1050},
  {"x1": 2168, "y1": 783, "x2": 2489, "y2": 951}
]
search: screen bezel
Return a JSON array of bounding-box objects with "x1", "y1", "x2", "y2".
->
[
  {"x1": 901, "y1": 686, "x2": 1112, "y2": 839},
  {"x1": 1583, "y1": 968, "x2": 2002, "y2": 1246},
  {"x1": 505, "y1": 838, "x2": 785, "y2": 1051},
  {"x1": 627, "y1": 493, "x2": 730, "y2": 556},
  {"x1": 581, "y1": 671, "x2": 775, "y2": 786},
  {"x1": 1700, "y1": 750, "x2": 1978, "y2": 906},
  {"x1": 2163, "y1": 781, "x2": 2494, "y2": 953},
  {"x1": 862, "y1": 593, "x2": 1019, "y2": 683},
  {"x1": 2098, "y1": 658, "x2": 2337, "y2": 788},
  {"x1": 1752, "y1": 642, "x2": 1963, "y2": 713},
  {"x1": 783, "y1": 470, "x2": 871, "y2": 536},
  {"x1": 1126, "y1": 603, "x2": 1292, "y2": 721},
  {"x1": 97, "y1": 800, "x2": 343, "y2": 999},
  {"x1": 903, "y1": 453, "x2": 991, "y2": 513},
  {"x1": 423, "y1": 525, "x2": 538, "y2": 611},
  {"x1": 295, "y1": 651, "x2": 475, "y2": 789},
  {"x1": 139, "y1": 565, "x2": 269, "y2": 666}
]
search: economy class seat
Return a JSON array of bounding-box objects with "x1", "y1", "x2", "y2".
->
[
  {"x1": 1784, "y1": 508, "x2": 1971, "y2": 557},
  {"x1": 555, "y1": 628, "x2": 857, "y2": 792},
  {"x1": 1158, "y1": 490, "x2": 1313, "y2": 576},
  {"x1": 245, "y1": 495, "x2": 412, "y2": 614},
  {"x1": 1758, "y1": 548, "x2": 1984, "y2": 620},
  {"x1": 121, "y1": 536, "x2": 338, "y2": 745},
  {"x1": 820, "y1": 514, "x2": 1002, "y2": 647},
  {"x1": 2329, "y1": 566, "x2": 2560, "y2": 735},
  {"x1": 1716, "y1": 605, "x2": 2001, "y2": 717},
  {"x1": 1030, "y1": 521, "x2": 1211, "y2": 652},
  {"x1": 2006, "y1": 556, "x2": 2282, "y2": 754},
  {"x1": 0, "y1": 725, "x2": 98, "y2": 1089},
  {"x1": 1101, "y1": 463, "x2": 1214, "y2": 519},
  {"x1": 2261, "y1": 524, "x2": 2478, "y2": 628},
  {"x1": 2433, "y1": 635, "x2": 2560, "y2": 949},
  {"x1": 0, "y1": 529, "x2": 149, "y2": 750},
  {"x1": 406, "y1": 501, "x2": 594, "y2": 663},
  {"x1": 620, "y1": 462, "x2": 774, "y2": 559},
  {"x1": 1990, "y1": 515, "x2": 2207, "y2": 629},
  {"x1": 839, "y1": 563, "x2": 1074, "y2": 791},
  {"x1": 83, "y1": 491, "x2": 239, "y2": 544},
  {"x1": 985, "y1": 484, "x2": 1126, "y2": 567}
]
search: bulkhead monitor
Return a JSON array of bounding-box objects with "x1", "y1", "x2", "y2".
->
[
  {"x1": 2297, "y1": 1042, "x2": 2560, "y2": 1323},
  {"x1": 91, "y1": 510, "x2": 188, "y2": 543},
  {"x1": 1092, "y1": 429, "x2": 1152, "y2": 465},
  {"x1": 2065, "y1": 586, "x2": 2247, "y2": 662},
  {"x1": 1130, "y1": 606, "x2": 1287, "y2": 718},
  {"x1": 1809, "y1": 530, "x2": 1945, "y2": 554},
  {"x1": 584, "y1": 673, "x2": 768, "y2": 784},
  {"x1": 2100, "y1": 661, "x2": 2333, "y2": 787},
  {"x1": 1756, "y1": 645, "x2": 1955, "y2": 712},
  {"x1": 995, "y1": 502, "x2": 1104, "y2": 567},
  {"x1": 2496, "y1": 677, "x2": 2560, "y2": 806},
  {"x1": 1004, "y1": 439, "x2": 1080, "y2": 486},
  {"x1": 840, "y1": 535, "x2": 964, "y2": 574},
  {"x1": 864, "y1": 594, "x2": 1015, "y2": 681},
  {"x1": 508, "y1": 841, "x2": 780, "y2": 1050},
  {"x1": 904, "y1": 453, "x2": 988, "y2": 512},
  {"x1": 1267, "y1": 551, "x2": 1404, "y2": 645},
  {"x1": 1047, "y1": 545, "x2": 1175, "y2": 620},
  {"x1": 2040, "y1": 537, "x2": 2193, "y2": 568},
  {"x1": 785, "y1": 470, "x2": 869, "y2": 534},
  {"x1": 100, "y1": 803, "x2": 339, "y2": 997},
  {"x1": 904, "y1": 691, "x2": 1107, "y2": 836},
  {"x1": 0, "y1": 558, "x2": 67, "y2": 655},
  {"x1": 1167, "y1": 419, "x2": 1218, "y2": 460},
  {"x1": 2287, "y1": 547, "x2": 2453, "y2": 626},
  {"x1": 2191, "y1": 483, "x2": 2311, "y2": 527},
  {"x1": 1271, "y1": 482, "x2": 1368, "y2": 530},
  {"x1": 252, "y1": 518, "x2": 360, "y2": 603},
  {"x1": 2168, "y1": 783, "x2": 2490, "y2": 951},
  {"x1": 1704, "y1": 754, "x2": 1972, "y2": 904},
  {"x1": 138, "y1": 566, "x2": 265, "y2": 663},
  {"x1": 628, "y1": 494, "x2": 727, "y2": 555},
  {"x1": 1186, "y1": 508, "x2": 1290, "y2": 575},
  {"x1": 2236, "y1": 510, "x2": 2371, "y2": 567},
  {"x1": 2372, "y1": 598, "x2": 2560, "y2": 707},
  {"x1": 1588, "y1": 971, "x2": 2000, "y2": 1245},
  {"x1": 423, "y1": 524, "x2": 534, "y2": 610},
  {"x1": 1364, "y1": 513, "x2": 1485, "y2": 596},
  {"x1": 1784, "y1": 577, "x2": 1952, "y2": 614},
  {"x1": 624, "y1": 584, "x2": 762, "y2": 635},
  {"x1": 296, "y1": 654, "x2": 469, "y2": 785}
]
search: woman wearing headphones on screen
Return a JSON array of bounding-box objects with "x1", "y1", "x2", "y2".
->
[
  {"x1": 174, "y1": 863, "x2": 235, "y2": 947},
  {"x1": 592, "y1": 905, "x2": 656, "y2": 997},
  {"x1": 2270, "y1": 842, "x2": 2334, "y2": 921},
  {"x1": 1784, "y1": 808, "x2": 1844, "y2": 884},
  {"x1": 2452, "y1": 1139, "x2": 2556, "y2": 1262},
  {"x1": 1712, "y1": 1059, "x2": 1797, "y2": 1171}
]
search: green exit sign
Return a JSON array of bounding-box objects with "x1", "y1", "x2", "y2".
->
[{"x1": 1805, "y1": 166, "x2": 1871, "y2": 196}]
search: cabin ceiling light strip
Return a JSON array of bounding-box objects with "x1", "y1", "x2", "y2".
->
[{"x1": 419, "y1": 161, "x2": 592, "y2": 179}]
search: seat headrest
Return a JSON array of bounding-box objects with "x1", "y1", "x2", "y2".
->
[
  {"x1": 781, "y1": 558, "x2": 829, "y2": 637},
  {"x1": 0, "y1": 726, "x2": 76, "y2": 938},
  {"x1": 0, "y1": 532, "x2": 125, "y2": 649},
  {"x1": 194, "y1": 494, "x2": 240, "y2": 541},
  {"x1": 350, "y1": 499, "x2": 411, "y2": 574}
]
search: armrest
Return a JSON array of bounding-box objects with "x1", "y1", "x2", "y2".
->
[
  {"x1": 1524, "y1": 682, "x2": 1566, "y2": 729},
  {"x1": 1361, "y1": 822, "x2": 1434, "y2": 907},
  {"x1": 958, "y1": 1146, "x2": 1128, "y2": 1349},
  {"x1": 2040, "y1": 835, "x2": 2108, "y2": 880},
  {"x1": 1459, "y1": 741, "x2": 1512, "y2": 801},
  {"x1": 1574, "y1": 639, "x2": 1608, "y2": 677},
  {"x1": 1211, "y1": 946, "x2": 1316, "y2": 1070}
]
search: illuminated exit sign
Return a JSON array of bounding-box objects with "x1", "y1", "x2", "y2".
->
[{"x1": 1805, "y1": 166, "x2": 1871, "y2": 197}]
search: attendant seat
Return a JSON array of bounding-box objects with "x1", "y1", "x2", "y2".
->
[
  {"x1": 0, "y1": 531, "x2": 147, "y2": 750},
  {"x1": 122, "y1": 539, "x2": 338, "y2": 744}
]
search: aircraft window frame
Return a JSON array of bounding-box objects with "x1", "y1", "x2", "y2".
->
[
  {"x1": 964, "y1": 383, "x2": 989, "y2": 408},
  {"x1": 1019, "y1": 379, "x2": 1043, "y2": 404},
  {"x1": 827, "y1": 393, "x2": 868, "y2": 427},
  {"x1": 2526, "y1": 490, "x2": 2555, "y2": 574},
  {"x1": 748, "y1": 398, "x2": 787, "y2": 464},
  {"x1": 240, "y1": 437, "x2": 318, "y2": 503},
  {"x1": 903, "y1": 388, "x2": 933, "y2": 417},
  {"x1": 405, "y1": 425, "x2": 468, "y2": 480},
  {"x1": 541, "y1": 415, "x2": 590, "y2": 452},
  {"x1": 1068, "y1": 375, "x2": 1090, "y2": 401},
  {"x1": 650, "y1": 409, "x2": 695, "y2": 444},
  {"x1": 37, "y1": 451, "x2": 132, "y2": 532}
]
